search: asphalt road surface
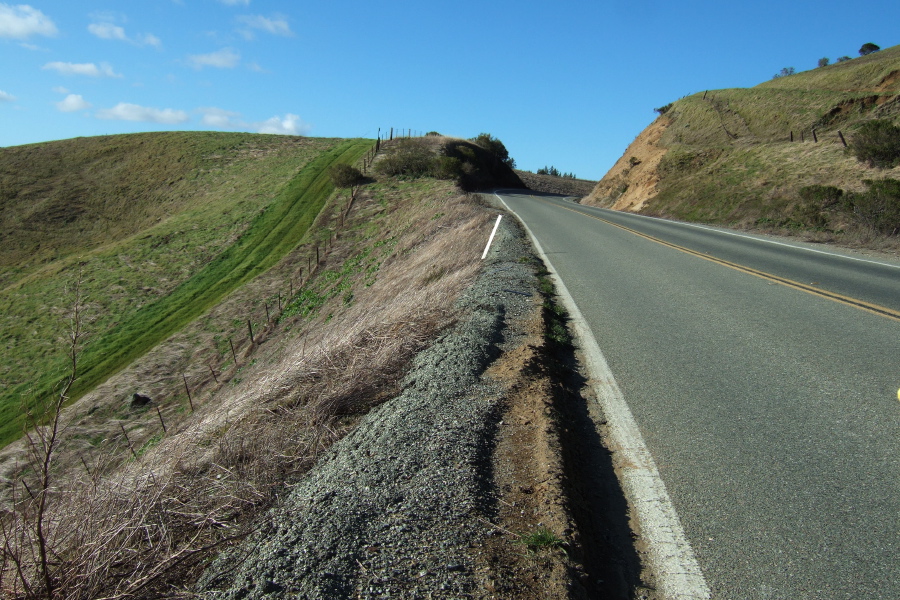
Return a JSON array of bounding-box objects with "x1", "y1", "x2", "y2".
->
[{"x1": 495, "y1": 191, "x2": 900, "y2": 600}]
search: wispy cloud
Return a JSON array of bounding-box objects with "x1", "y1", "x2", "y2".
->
[
  {"x1": 43, "y1": 61, "x2": 122, "y2": 78},
  {"x1": 0, "y1": 4, "x2": 57, "y2": 39},
  {"x1": 56, "y1": 93, "x2": 91, "y2": 112},
  {"x1": 96, "y1": 102, "x2": 189, "y2": 124},
  {"x1": 0, "y1": 89, "x2": 16, "y2": 102},
  {"x1": 200, "y1": 106, "x2": 245, "y2": 129},
  {"x1": 257, "y1": 114, "x2": 309, "y2": 135},
  {"x1": 187, "y1": 47, "x2": 240, "y2": 69},
  {"x1": 199, "y1": 107, "x2": 310, "y2": 135},
  {"x1": 236, "y1": 14, "x2": 292, "y2": 39},
  {"x1": 88, "y1": 21, "x2": 162, "y2": 47},
  {"x1": 137, "y1": 33, "x2": 161, "y2": 47},
  {"x1": 88, "y1": 22, "x2": 126, "y2": 41}
]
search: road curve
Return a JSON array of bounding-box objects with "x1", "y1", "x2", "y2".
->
[{"x1": 495, "y1": 190, "x2": 900, "y2": 600}]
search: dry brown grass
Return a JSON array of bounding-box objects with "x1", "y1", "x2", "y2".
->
[{"x1": 0, "y1": 165, "x2": 492, "y2": 597}]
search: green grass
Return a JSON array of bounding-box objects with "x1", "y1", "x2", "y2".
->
[
  {"x1": 518, "y1": 527, "x2": 565, "y2": 554},
  {"x1": 0, "y1": 135, "x2": 372, "y2": 447}
]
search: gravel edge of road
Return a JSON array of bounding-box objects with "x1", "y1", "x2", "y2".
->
[{"x1": 195, "y1": 209, "x2": 548, "y2": 599}]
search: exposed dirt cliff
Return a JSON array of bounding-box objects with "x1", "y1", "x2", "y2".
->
[{"x1": 582, "y1": 118, "x2": 669, "y2": 212}]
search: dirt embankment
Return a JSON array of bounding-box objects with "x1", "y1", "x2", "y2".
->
[
  {"x1": 582, "y1": 118, "x2": 670, "y2": 212},
  {"x1": 515, "y1": 171, "x2": 598, "y2": 199}
]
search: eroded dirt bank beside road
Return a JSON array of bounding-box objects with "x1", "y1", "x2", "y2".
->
[{"x1": 197, "y1": 210, "x2": 650, "y2": 599}]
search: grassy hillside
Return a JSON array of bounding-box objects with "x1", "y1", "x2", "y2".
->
[
  {"x1": 0, "y1": 133, "x2": 370, "y2": 446},
  {"x1": 586, "y1": 44, "x2": 900, "y2": 236},
  {"x1": 0, "y1": 132, "x2": 503, "y2": 598}
]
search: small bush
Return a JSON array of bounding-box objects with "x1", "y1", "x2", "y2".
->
[
  {"x1": 799, "y1": 185, "x2": 844, "y2": 209},
  {"x1": 374, "y1": 139, "x2": 435, "y2": 178},
  {"x1": 433, "y1": 156, "x2": 463, "y2": 180},
  {"x1": 850, "y1": 119, "x2": 900, "y2": 168},
  {"x1": 817, "y1": 57, "x2": 830, "y2": 68},
  {"x1": 328, "y1": 164, "x2": 366, "y2": 188},
  {"x1": 794, "y1": 185, "x2": 845, "y2": 230},
  {"x1": 773, "y1": 67, "x2": 796, "y2": 79},
  {"x1": 846, "y1": 179, "x2": 900, "y2": 235},
  {"x1": 654, "y1": 103, "x2": 673, "y2": 115},
  {"x1": 836, "y1": 56, "x2": 852, "y2": 63}
]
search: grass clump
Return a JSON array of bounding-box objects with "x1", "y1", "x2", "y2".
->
[{"x1": 518, "y1": 527, "x2": 565, "y2": 554}]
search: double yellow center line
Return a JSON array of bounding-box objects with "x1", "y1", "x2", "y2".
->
[{"x1": 547, "y1": 199, "x2": 900, "y2": 323}]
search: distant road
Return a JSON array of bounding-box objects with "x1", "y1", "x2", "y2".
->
[{"x1": 496, "y1": 190, "x2": 900, "y2": 599}]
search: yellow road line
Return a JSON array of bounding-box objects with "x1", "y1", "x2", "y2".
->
[{"x1": 543, "y1": 199, "x2": 900, "y2": 323}]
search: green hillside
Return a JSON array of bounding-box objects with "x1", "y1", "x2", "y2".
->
[
  {"x1": 589, "y1": 45, "x2": 900, "y2": 235},
  {"x1": 0, "y1": 133, "x2": 370, "y2": 445}
]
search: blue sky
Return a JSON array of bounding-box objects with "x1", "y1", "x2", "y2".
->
[{"x1": 1, "y1": 1, "x2": 898, "y2": 180}]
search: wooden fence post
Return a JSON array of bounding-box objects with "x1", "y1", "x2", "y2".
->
[
  {"x1": 120, "y1": 424, "x2": 137, "y2": 459},
  {"x1": 247, "y1": 320, "x2": 255, "y2": 344},
  {"x1": 156, "y1": 406, "x2": 167, "y2": 433},
  {"x1": 812, "y1": 129, "x2": 818, "y2": 143},
  {"x1": 183, "y1": 374, "x2": 194, "y2": 412},
  {"x1": 838, "y1": 130, "x2": 848, "y2": 147},
  {"x1": 209, "y1": 364, "x2": 218, "y2": 383},
  {"x1": 229, "y1": 338, "x2": 238, "y2": 365}
]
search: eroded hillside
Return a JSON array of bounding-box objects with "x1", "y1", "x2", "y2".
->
[{"x1": 584, "y1": 44, "x2": 900, "y2": 238}]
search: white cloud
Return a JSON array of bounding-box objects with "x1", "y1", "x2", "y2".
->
[
  {"x1": 0, "y1": 4, "x2": 57, "y2": 39},
  {"x1": 257, "y1": 114, "x2": 309, "y2": 135},
  {"x1": 187, "y1": 47, "x2": 239, "y2": 69},
  {"x1": 43, "y1": 61, "x2": 122, "y2": 78},
  {"x1": 236, "y1": 14, "x2": 292, "y2": 38},
  {"x1": 0, "y1": 89, "x2": 16, "y2": 102},
  {"x1": 137, "y1": 33, "x2": 161, "y2": 48},
  {"x1": 200, "y1": 107, "x2": 244, "y2": 129},
  {"x1": 96, "y1": 102, "x2": 189, "y2": 124},
  {"x1": 56, "y1": 94, "x2": 91, "y2": 112},
  {"x1": 89, "y1": 22, "x2": 162, "y2": 47},
  {"x1": 88, "y1": 22, "x2": 126, "y2": 41}
]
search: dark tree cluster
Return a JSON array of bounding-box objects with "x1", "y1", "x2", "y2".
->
[{"x1": 536, "y1": 166, "x2": 576, "y2": 179}]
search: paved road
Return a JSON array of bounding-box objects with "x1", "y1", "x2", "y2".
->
[{"x1": 495, "y1": 191, "x2": 900, "y2": 599}]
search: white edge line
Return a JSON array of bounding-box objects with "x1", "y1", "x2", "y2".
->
[
  {"x1": 481, "y1": 214, "x2": 503, "y2": 259},
  {"x1": 494, "y1": 191, "x2": 711, "y2": 600}
]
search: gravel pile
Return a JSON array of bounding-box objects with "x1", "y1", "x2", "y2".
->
[{"x1": 197, "y1": 213, "x2": 541, "y2": 599}]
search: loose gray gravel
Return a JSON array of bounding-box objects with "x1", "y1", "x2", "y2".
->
[{"x1": 196, "y1": 212, "x2": 542, "y2": 599}]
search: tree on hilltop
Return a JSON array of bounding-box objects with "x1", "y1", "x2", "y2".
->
[
  {"x1": 773, "y1": 67, "x2": 795, "y2": 79},
  {"x1": 859, "y1": 43, "x2": 880, "y2": 56},
  {"x1": 817, "y1": 57, "x2": 830, "y2": 68},
  {"x1": 470, "y1": 133, "x2": 515, "y2": 169}
]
